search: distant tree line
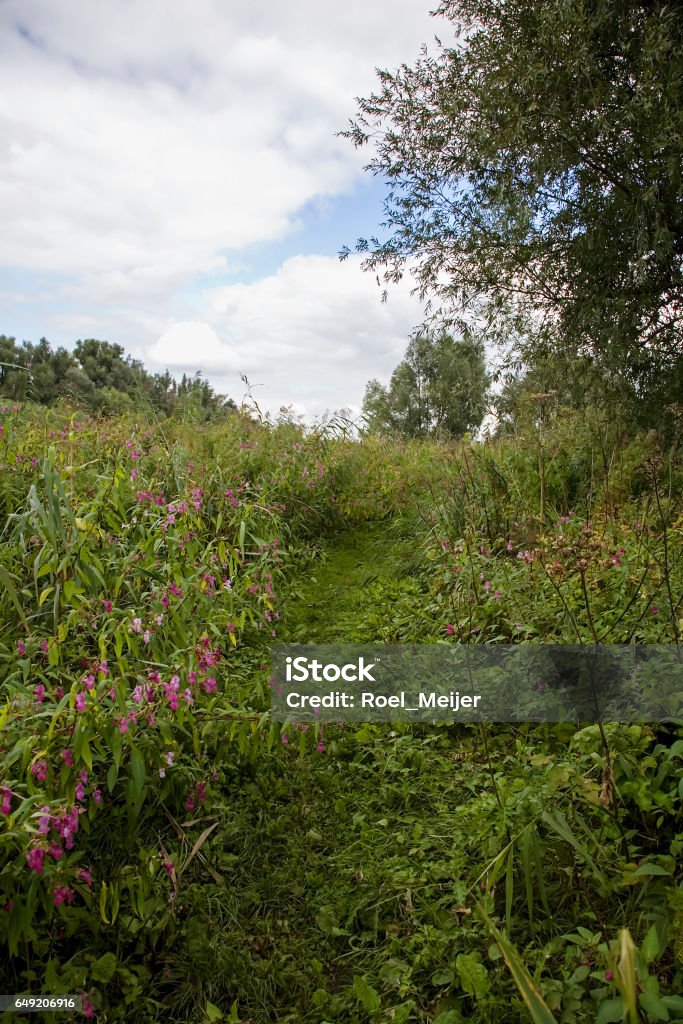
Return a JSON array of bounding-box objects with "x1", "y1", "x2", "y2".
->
[{"x1": 0, "y1": 335, "x2": 236, "y2": 419}]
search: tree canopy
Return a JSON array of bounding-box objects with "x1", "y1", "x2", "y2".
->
[
  {"x1": 362, "y1": 331, "x2": 488, "y2": 438},
  {"x1": 341, "y1": 0, "x2": 683, "y2": 416},
  {"x1": 0, "y1": 334, "x2": 235, "y2": 419}
]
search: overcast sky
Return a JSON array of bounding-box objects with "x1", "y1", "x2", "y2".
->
[{"x1": 0, "y1": 0, "x2": 449, "y2": 420}]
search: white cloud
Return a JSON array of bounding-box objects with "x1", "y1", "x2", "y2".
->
[
  {"x1": 0, "y1": 0, "x2": 443, "y2": 283},
  {"x1": 144, "y1": 255, "x2": 428, "y2": 418},
  {"x1": 1, "y1": 1, "x2": 451, "y2": 418}
]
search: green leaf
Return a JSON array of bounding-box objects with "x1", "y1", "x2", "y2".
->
[
  {"x1": 631, "y1": 862, "x2": 671, "y2": 877},
  {"x1": 91, "y1": 952, "x2": 117, "y2": 984},
  {"x1": 641, "y1": 924, "x2": 661, "y2": 964},
  {"x1": 127, "y1": 743, "x2": 146, "y2": 806},
  {"x1": 595, "y1": 997, "x2": 628, "y2": 1024},
  {"x1": 477, "y1": 906, "x2": 557, "y2": 1024},
  {"x1": 0, "y1": 564, "x2": 29, "y2": 631},
  {"x1": 352, "y1": 975, "x2": 381, "y2": 1013},
  {"x1": 455, "y1": 952, "x2": 490, "y2": 1000}
]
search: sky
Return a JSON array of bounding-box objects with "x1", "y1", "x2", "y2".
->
[{"x1": 0, "y1": 0, "x2": 448, "y2": 421}]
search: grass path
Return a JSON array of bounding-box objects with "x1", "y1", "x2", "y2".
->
[{"x1": 281, "y1": 520, "x2": 426, "y2": 643}]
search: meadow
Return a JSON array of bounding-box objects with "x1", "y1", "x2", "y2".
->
[{"x1": 0, "y1": 401, "x2": 681, "y2": 1023}]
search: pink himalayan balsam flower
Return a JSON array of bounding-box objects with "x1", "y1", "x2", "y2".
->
[
  {"x1": 62, "y1": 749, "x2": 74, "y2": 766},
  {"x1": 31, "y1": 760, "x2": 48, "y2": 783},
  {"x1": 34, "y1": 683, "x2": 46, "y2": 703},
  {"x1": 1, "y1": 788, "x2": 12, "y2": 815},
  {"x1": 75, "y1": 692, "x2": 87, "y2": 711},
  {"x1": 53, "y1": 886, "x2": 74, "y2": 907},
  {"x1": 446, "y1": 624, "x2": 454, "y2": 636},
  {"x1": 78, "y1": 866, "x2": 93, "y2": 888},
  {"x1": 17, "y1": 640, "x2": 26, "y2": 656},
  {"x1": 26, "y1": 847, "x2": 45, "y2": 873},
  {"x1": 204, "y1": 677, "x2": 217, "y2": 695},
  {"x1": 94, "y1": 789, "x2": 102, "y2": 804},
  {"x1": 83, "y1": 1000, "x2": 94, "y2": 1019}
]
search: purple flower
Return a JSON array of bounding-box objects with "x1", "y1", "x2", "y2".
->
[{"x1": 26, "y1": 847, "x2": 45, "y2": 873}]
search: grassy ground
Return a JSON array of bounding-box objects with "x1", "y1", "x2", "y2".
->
[{"x1": 283, "y1": 522, "x2": 422, "y2": 643}]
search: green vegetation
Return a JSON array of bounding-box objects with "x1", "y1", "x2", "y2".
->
[
  {"x1": 341, "y1": 0, "x2": 683, "y2": 424},
  {"x1": 2, "y1": 2, "x2": 682, "y2": 1020},
  {"x1": 362, "y1": 332, "x2": 489, "y2": 440},
  {"x1": 0, "y1": 336, "x2": 234, "y2": 419},
  {"x1": 0, "y1": 402, "x2": 681, "y2": 1023}
]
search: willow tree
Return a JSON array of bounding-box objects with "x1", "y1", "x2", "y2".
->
[{"x1": 341, "y1": 0, "x2": 683, "y2": 418}]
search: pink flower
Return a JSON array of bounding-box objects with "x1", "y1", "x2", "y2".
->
[
  {"x1": 17, "y1": 640, "x2": 26, "y2": 656},
  {"x1": 83, "y1": 1000, "x2": 94, "y2": 1019},
  {"x1": 75, "y1": 692, "x2": 87, "y2": 711},
  {"x1": 93, "y1": 789, "x2": 102, "y2": 805},
  {"x1": 34, "y1": 683, "x2": 47, "y2": 703},
  {"x1": 281, "y1": 733, "x2": 289, "y2": 745},
  {"x1": 78, "y1": 866, "x2": 93, "y2": 888},
  {"x1": 203, "y1": 677, "x2": 217, "y2": 695},
  {"x1": 446, "y1": 624, "x2": 454, "y2": 635},
  {"x1": 604, "y1": 971, "x2": 614, "y2": 981},
  {"x1": 97, "y1": 661, "x2": 109, "y2": 676},
  {"x1": 75, "y1": 782, "x2": 86, "y2": 802},
  {"x1": 53, "y1": 886, "x2": 74, "y2": 907},
  {"x1": 31, "y1": 759, "x2": 48, "y2": 783},
  {"x1": 49, "y1": 842, "x2": 63, "y2": 860},
  {"x1": 26, "y1": 847, "x2": 45, "y2": 873},
  {"x1": 317, "y1": 742, "x2": 325, "y2": 753},
  {"x1": 41, "y1": 640, "x2": 49, "y2": 653},
  {"x1": 38, "y1": 807, "x2": 52, "y2": 834},
  {"x1": 651, "y1": 605, "x2": 659, "y2": 616},
  {"x1": 83, "y1": 674, "x2": 95, "y2": 691},
  {"x1": 1, "y1": 787, "x2": 12, "y2": 816},
  {"x1": 101, "y1": 599, "x2": 113, "y2": 613},
  {"x1": 163, "y1": 860, "x2": 174, "y2": 877},
  {"x1": 62, "y1": 748, "x2": 74, "y2": 766}
]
